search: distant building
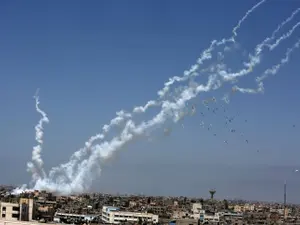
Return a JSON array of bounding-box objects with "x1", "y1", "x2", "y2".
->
[
  {"x1": 191, "y1": 203, "x2": 202, "y2": 219},
  {"x1": 234, "y1": 204, "x2": 255, "y2": 213},
  {"x1": 169, "y1": 218, "x2": 198, "y2": 225},
  {"x1": 172, "y1": 211, "x2": 187, "y2": 219},
  {"x1": 199, "y1": 210, "x2": 219, "y2": 223},
  {"x1": 101, "y1": 206, "x2": 159, "y2": 224},
  {"x1": 129, "y1": 201, "x2": 137, "y2": 207}
]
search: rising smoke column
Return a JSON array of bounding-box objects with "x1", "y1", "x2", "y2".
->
[
  {"x1": 48, "y1": 110, "x2": 132, "y2": 180},
  {"x1": 15, "y1": 1, "x2": 300, "y2": 195},
  {"x1": 33, "y1": 29, "x2": 300, "y2": 195},
  {"x1": 26, "y1": 90, "x2": 49, "y2": 183},
  {"x1": 33, "y1": 75, "x2": 219, "y2": 194},
  {"x1": 47, "y1": 0, "x2": 268, "y2": 177}
]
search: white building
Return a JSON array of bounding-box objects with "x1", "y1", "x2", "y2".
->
[
  {"x1": 0, "y1": 220, "x2": 58, "y2": 225},
  {"x1": 0, "y1": 203, "x2": 20, "y2": 221},
  {"x1": 101, "y1": 206, "x2": 158, "y2": 224},
  {"x1": 0, "y1": 199, "x2": 33, "y2": 222},
  {"x1": 199, "y1": 210, "x2": 219, "y2": 223},
  {"x1": 54, "y1": 212, "x2": 98, "y2": 222},
  {"x1": 191, "y1": 203, "x2": 202, "y2": 219}
]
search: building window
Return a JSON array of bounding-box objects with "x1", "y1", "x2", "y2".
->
[
  {"x1": 12, "y1": 207, "x2": 19, "y2": 211},
  {"x1": 2, "y1": 207, "x2": 6, "y2": 211},
  {"x1": 2, "y1": 214, "x2": 5, "y2": 218}
]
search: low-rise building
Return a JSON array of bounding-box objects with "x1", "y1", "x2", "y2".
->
[
  {"x1": 54, "y1": 212, "x2": 98, "y2": 223},
  {"x1": 191, "y1": 203, "x2": 202, "y2": 219},
  {"x1": 169, "y1": 218, "x2": 198, "y2": 225},
  {"x1": 101, "y1": 206, "x2": 158, "y2": 224},
  {"x1": 0, "y1": 199, "x2": 33, "y2": 222},
  {"x1": 199, "y1": 210, "x2": 219, "y2": 223},
  {"x1": 0, "y1": 203, "x2": 20, "y2": 221},
  {"x1": 0, "y1": 220, "x2": 58, "y2": 225}
]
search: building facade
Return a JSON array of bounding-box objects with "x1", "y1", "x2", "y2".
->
[
  {"x1": 101, "y1": 206, "x2": 159, "y2": 224},
  {"x1": 0, "y1": 220, "x2": 58, "y2": 225},
  {"x1": 0, "y1": 203, "x2": 20, "y2": 221},
  {"x1": 0, "y1": 199, "x2": 33, "y2": 222},
  {"x1": 199, "y1": 210, "x2": 219, "y2": 223},
  {"x1": 54, "y1": 212, "x2": 98, "y2": 223}
]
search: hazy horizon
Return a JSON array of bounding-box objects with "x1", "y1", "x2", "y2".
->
[{"x1": 1, "y1": 0, "x2": 300, "y2": 203}]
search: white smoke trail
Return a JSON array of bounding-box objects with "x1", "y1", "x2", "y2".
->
[
  {"x1": 220, "y1": 19, "x2": 300, "y2": 82},
  {"x1": 14, "y1": 2, "x2": 299, "y2": 195},
  {"x1": 38, "y1": 25, "x2": 300, "y2": 194},
  {"x1": 48, "y1": 110, "x2": 132, "y2": 179},
  {"x1": 232, "y1": 0, "x2": 267, "y2": 37},
  {"x1": 33, "y1": 75, "x2": 220, "y2": 194},
  {"x1": 216, "y1": 9, "x2": 300, "y2": 102},
  {"x1": 26, "y1": 91, "x2": 49, "y2": 182},
  {"x1": 234, "y1": 38, "x2": 300, "y2": 94},
  {"x1": 33, "y1": 31, "x2": 300, "y2": 194},
  {"x1": 268, "y1": 21, "x2": 300, "y2": 50},
  {"x1": 255, "y1": 8, "x2": 300, "y2": 55},
  {"x1": 258, "y1": 38, "x2": 300, "y2": 81},
  {"x1": 45, "y1": 0, "x2": 268, "y2": 177},
  {"x1": 156, "y1": 0, "x2": 267, "y2": 99}
]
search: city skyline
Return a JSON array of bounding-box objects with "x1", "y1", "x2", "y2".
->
[{"x1": 0, "y1": 0, "x2": 300, "y2": 202}]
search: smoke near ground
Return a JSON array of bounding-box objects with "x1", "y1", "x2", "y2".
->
[{"x1": 12, "y1": 1, "x2": 300, "y2": 195}]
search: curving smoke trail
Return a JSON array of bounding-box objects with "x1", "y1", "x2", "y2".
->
[
  {"x1": 33, "y1": 25, "x2": 300, "y2": 195},
  {"x1": 234, "y1": 38, "x2": 300, "y2": 94},
  {"x1": 26, "y1": 90, "x2": 49, "y2": 183},
  {"x1": 220, "y1": 20, "x2": 300, "y2": 82},
  {"x1": 255, "y1": 7, "x2": 300, "y2": 55},
  {"x1": 156, "y1": 0, "x2": 267, "y2": 100},
  {"x1": 268, "y1": 21, "x2": 300, "y2": 50},
  {"x1": 33, "y1": 75, "x2": 220, "y2": 194},
  {"x1": 45, "y1": 0, "x2": 268, "y2": 178},
  {"x1": 48, "y1": 110, "x2": 132, "y2": 180},
  {"x1": 13, "y1": 2, "x2": 300, "y2": 195}
]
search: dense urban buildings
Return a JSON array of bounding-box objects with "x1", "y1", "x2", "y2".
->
[{"x1": 1, "y1": 185, "x2": 300, "y2": 224}]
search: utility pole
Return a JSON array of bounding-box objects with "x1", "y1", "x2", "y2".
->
[{"x1": 284, "y1": 181, "x2": 287, "y2": 222}]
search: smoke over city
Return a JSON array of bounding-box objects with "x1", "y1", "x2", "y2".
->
[{"x1": 12, "y1": 0, "x2": 300, "y2": 195}]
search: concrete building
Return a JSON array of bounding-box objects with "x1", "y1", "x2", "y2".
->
[
  {"x1": 101, "y1": 206, "x2": 159, "y2": 224},
  {"x1": 19, "y1": 199, "x2": 33, "y2": 221},
  {"x1": 0, "y1": 203, "x2": 20, "y2": 221},
  {"x1": 191, "y1": 203, "x2": 202, "y2": 219},
  {"x1": 0, "y1": 220, "x2": 58, "y2": 225},
  {"x1": 199, "y1": 210, "x2": 219, "y2": 223},
  {"x1": 169, "y1": 218, "x2": 198, "y2": 225},
  {"x1": 0, "y1": 199, "x2": 33, "y2": 222},
  {"x1": 54, "y1": 212, "x2": 98, "y2": 223},
  {"x1": 234, "y1": 204, "x2": 255, "y2": 213}
]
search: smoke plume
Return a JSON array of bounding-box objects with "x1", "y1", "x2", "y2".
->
[
  {"x1": 26, "y1": 90, "x2": 49, "y2": 183},
  {"x1": 12, "y1": 1, "x2": 300, "y2": 195}
]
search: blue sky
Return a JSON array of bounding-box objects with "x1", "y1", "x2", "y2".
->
[{"x1": 1, "y1": 0, "x2": 300, "y2": 202}]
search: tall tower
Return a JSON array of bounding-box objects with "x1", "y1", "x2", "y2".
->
[
  {"x1": 284, "y1": 181, "x2": 287, "y2": 220},
  {"x1": 284, "y1": 181, "x2": 286, "y2": 207},
  {"x1": 209, "y1": 189, "x2": 216, "y2": 200}
]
